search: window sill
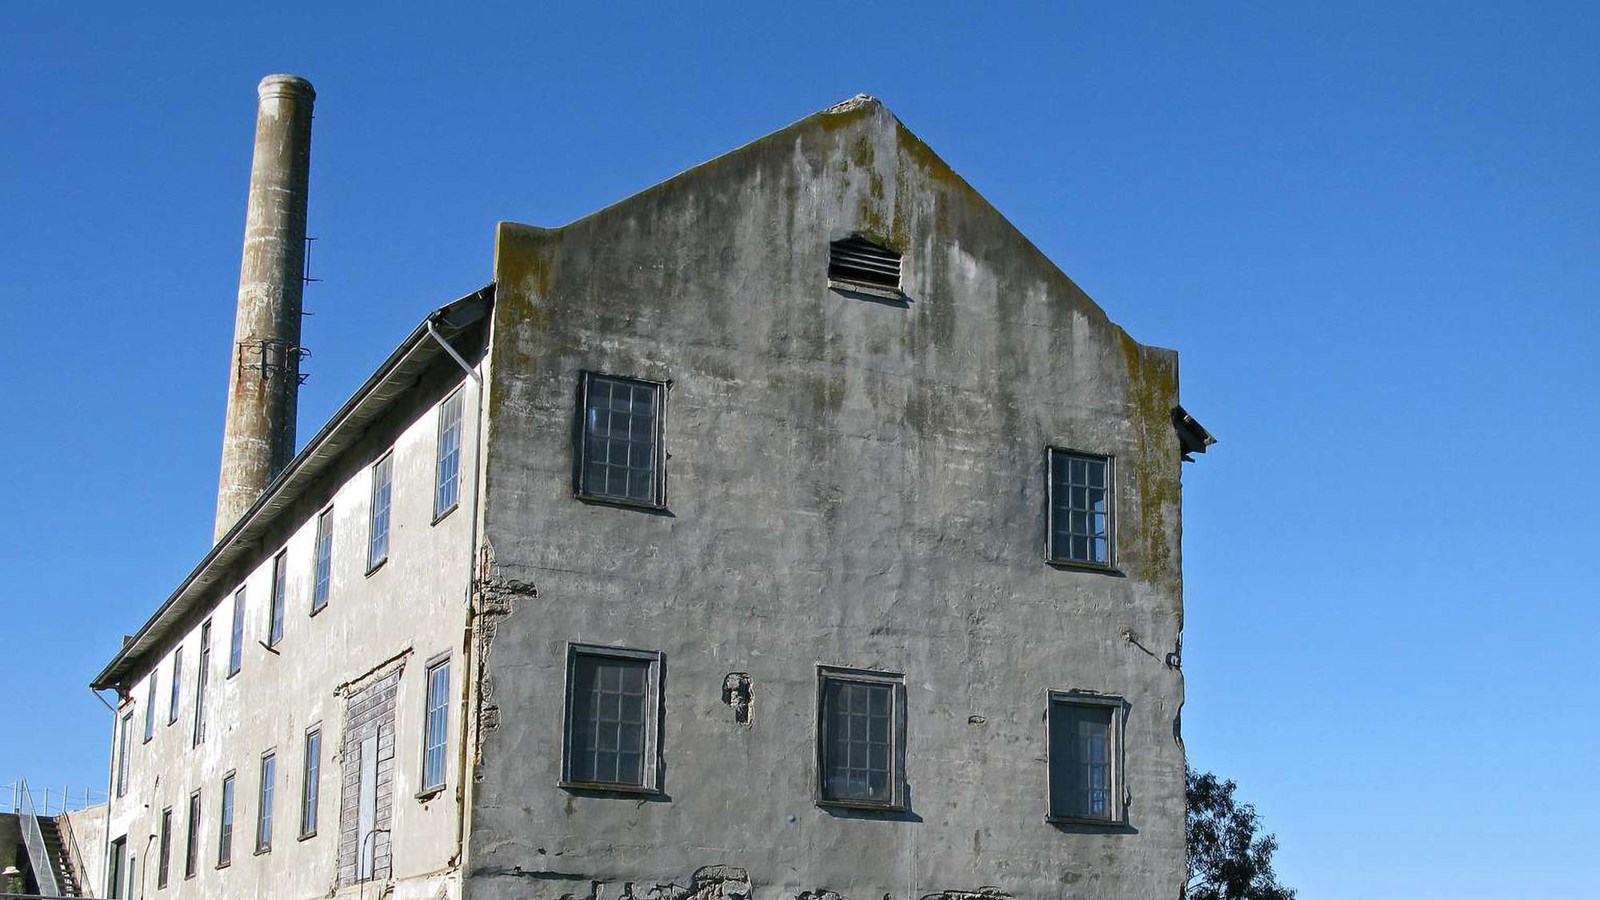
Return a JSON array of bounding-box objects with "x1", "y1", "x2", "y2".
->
[
  {"x1": 253, "y1": 845, "x2": 271, "y2": 857},
  {"x1": 431, "y1": 503, "x2": 459, "y2": 527},
  {"x1": 816, "y1": 797, "x2": 906, "y2": 814},
  {"x1": 297, "y1": 830, "x2": 317, "y2": 842},
  {"x1": 309, "y1": 601, "x2": 328, "y2": 619},
  {"x1": 558, "y1": 779, "x2": 661, "y2": 798},
  {"x1": 365, "y1": 557, "x2": 388, "y2": 578},
  {"x1": 415, "y1": 785, "x2": 445, "y2": 802},
  {"x1": 828, "y1": 279, "x2": 908, "y2": 305},
  {"x1": 1046, "y1": 814, "x2": 1127, "y2": 828},
  {"x1": 574, "y1": 492, "x2": 671, "y2": 515},
  {"x1": 215, "y1": 860, "x2": 231, "y2": 870},
  {"x1": 1045, "y1": 557, "x2": 1122, "y2": 576}
]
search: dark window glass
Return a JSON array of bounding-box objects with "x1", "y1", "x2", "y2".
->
[
  {"x1": 568, "y1": 655, "x2": 649, "y2": 786},
  {"x1": 256, "y1": 753, "x2": 275, "y2": 852},
  {"x1": 228, "y1": 588, "x2": 246, "y2": 676},
  {"x1": 157, "y1": 808, "x2": 172, "y2": 887},
  {"x1": 107, "y1": 836, "x2": 126, "y2": 898},
  {"x1": 301, "y1": 729, "x2": 321, "y2": 836},
  {"x1": 435, "y1": 391, "x2": 464, "y2": 517},
  {"x1": 422, "y1": 660, "x2": 450, "y2": 790},
  {"x1": 821, "y1": 679, "x2": 893, "y2": 804},
  {"x1": 144, "y1": 677, "x2": 156, "y2": 742},
  {"x1": 115, "y1": 713, "x2": 131, "y2": 797},
  {"x1": 1050, "y1": 450, "x2": 1112, "y2": 564},
  {"x1": 313, "y1": 510, "x2": 333, "y2": 612},
  {"x1": 218, "y1": 774, "x2": 235, "y2": 866},
  {"x1": 193, "y1": 621, "x2": 210, "y2": 746},
  {"x1": 184, "y1": 791, "x2": 201, "y2": 878},
  {"x1": 368, "y1": 455, "x2": 392, "y2": 570},
  {"x1": 168, "y1": 648, "x2": 183, "y2": 724},
  {"x1": 579, "y1": 374, "x2": 662, "y2": 506},
  {"x1": 1048, "y1": 700, "x2": 1116, "y2": 821},
  {"x1": 269, "y1": 551, "x2": 287, "y2": 646}
]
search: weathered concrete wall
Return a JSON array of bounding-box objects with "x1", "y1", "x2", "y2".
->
[
  {"x1": 106, "y1": 349, "x2": 483, "y2": 900},
  {"x1": 62, "y1": 804, "x2": 108, "y2": 895},
  {"x1": 469, "y1": 98, "x2": 1188, "y2": 899}
]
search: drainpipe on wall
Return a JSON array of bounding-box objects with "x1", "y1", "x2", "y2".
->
[{"x1": 90, "y1": 687, "x2": 118, "y2": 899}]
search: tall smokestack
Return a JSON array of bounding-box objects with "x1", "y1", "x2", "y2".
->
[{"x1": 215, "y1": 74, "x2": 315, "y2": 542}]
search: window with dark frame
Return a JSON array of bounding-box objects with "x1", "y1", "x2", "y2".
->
[
  {"x1": 817, "y1": 667, "x2": 904, "y2": 809},
  {"x1": 577, "y1": 373, "x2": 665, "y2": 508},
  {"x1": 144, "y1": 677, "x2": 156, "y2": 743},
  {"x1": 368, "y1": 454, "x2": 393, "y2": 571},
  {"x1": 435, "y1": 389, "x2": 464, "y2": 518},
  {"x1": 301, "y1": 728, "x2": 321, "y2": 837},
  {"x1": 157, "y1": 806, "x2": 172, "y2": 888},
  {"x1": 256, "y1": 751, "x2": 275, "y2": 853},
  {"x1": 269, "y1": 550, "x2": 287, "y2": 647},
  {"x1": 107, "y1": 836, "x2": 126, "y2": 899},
  {"x1": 115, "y1": 712, "x2": 131, "y2": 797},
  {"x1": 312, "y1": 508, "x2": 333, "y2": 613},
  {"x1": 562, "y1": 645, "x2": 660, "y2": 792},
  {"x1": 1048, "y1": 449, "x2": 1114, "y2": 566},
  {"x1": 193, "y1": 621, "x2": 211, "y2": 747},
  {"x1": 422, "y1": 658, "x2": 450, "y2": 792},
  {"x1": 1047, "y1": 693, "x2": 1122, "y2": 823},
  {"x1": 217, "y1": 774, "x2": 234, "y2": 867},
  {"x1": 228, "y1": 587, "x2": 246, "y2": 676},
  {"x1": 168, "y1": 647, "x2": 183, "y2": 725},
  {"x1": 184, "y1": 790, "x2": 200, "y2": 878}
]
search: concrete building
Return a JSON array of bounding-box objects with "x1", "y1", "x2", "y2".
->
[{"x1": 91, "y1": 82, "x2": 1212, "y2": 900}]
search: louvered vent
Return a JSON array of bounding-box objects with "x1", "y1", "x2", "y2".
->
[{"x1": 829, "y1": 236, "x2": 902, "y2": 290}]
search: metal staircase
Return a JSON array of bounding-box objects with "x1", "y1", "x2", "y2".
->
[{"x1": 12, "y1": 779, "x2": 87, "y2": 897}]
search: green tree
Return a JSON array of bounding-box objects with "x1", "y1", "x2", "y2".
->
[{"x1": 1185, "y1": 767, "x2": 1296, "y2": 900}]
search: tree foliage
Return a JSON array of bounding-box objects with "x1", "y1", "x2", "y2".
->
[{"x1": 1185, "y1": 767, "x2": 1296, "y2": 900}]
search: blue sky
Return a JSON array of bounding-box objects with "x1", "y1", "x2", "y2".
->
[{"x1": 3, "y1": 3, "x2": 1596, "y2": 896}]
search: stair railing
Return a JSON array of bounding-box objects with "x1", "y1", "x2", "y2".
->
[
  {"x1": 57, "y1": 804, "x2": 88, "y2": 897},
  {"x1": 16, "y1": 780, "x2": 62, "y2": 896}
]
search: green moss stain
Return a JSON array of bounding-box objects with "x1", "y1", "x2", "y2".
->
[{"x1": 1117, "y1": 330, "x2": 1182, "y2": 597}]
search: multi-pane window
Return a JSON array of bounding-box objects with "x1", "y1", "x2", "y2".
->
[
  {"x1": 107, "y1": 836, "x2": 126, "y2": 899},
  {"x1": 368, "y1": 454, "x2": 393, "y2": 571},
  {"x1": 228, "y1": 587, "x2": 246, "y2": 677},
  {"x1": 435, "y1": 390, "x2": 464, "y2": 518},
  {"x1": 217, "y1": 773, "x2": 235, "y2": 866},
  {"x1": 577, "y1": 373, "x2": 665, "y2": 507},
  {"x1": 193, "y1": 621, "x2": 211, "y2": 747},
  {"x1": 1048, "y1": 449, "x2": 1114, "y2": 566},
  {"x1": 184, "y1": 790, "x2": 200, "y2": 878},
  {"x1": 1047, "y1": 693, "x2": 1122, "y2": 823},
  {"x1": 168, "y1": 647, "x2": 182, "y2": 725},
  {"x1": 115, "y1": 712, "x2": 132, "y2": 797},
  {"x1": 269, "y1": 550, "x2": 287, "y2": 646},
  {"x1": 301, "y1": 728, "x2": 321, "y2": 837},
  {"x1": 817, "y1": 668, "x2": 903, "y2": 808},
  {"x1": 422, "y1": 658, "x2": 450, "y2": 791},
  {"x1": 157, "y1": 807, "x2": 172, "y2": 888},
  {"x1": 144, "y1": 677, "x2": 156, "y2": 743},
  {"x1": 256, "y1": 751, "x2": 276, "y2": 853},
  {"x1": 312, "y1": 508, "x2": 333, "y2": 613},
  {"x1": 562, "y1": 645, "x2": 661, "y2": 791}
]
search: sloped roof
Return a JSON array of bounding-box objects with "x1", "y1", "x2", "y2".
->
[{"x1": 92, "y1": 286, "x2": 493, "y2": 692}]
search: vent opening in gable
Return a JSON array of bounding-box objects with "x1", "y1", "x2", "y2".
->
[{"x1": 829, "y1": 237, "x2": 902, "y2": 290}]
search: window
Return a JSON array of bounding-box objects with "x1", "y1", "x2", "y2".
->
[
  {"x1": 144, "y1": 676, "x2": 156, "y2": 743},
  {"x1": 816, "y1": 667, "x2": 905, "y2": 809},
  {"x1": 577, "y1": 373, "x2": 666, "y2": 508},
  {"x1": 107, "y1": 836, "x2": 127, "y2": 899},
  {"x1": 228, "y1": 587, "x2": 246, "y2": 676},
  {"x1": 184, "y1": 790, "x2": 200, "y2": 879},
  {"x1": 168, "y1": 647, "x2": 183, "y2": 724},
  {"x1": 256, "y1": 751, "x2": 276, "y2": 853},
  {"x1": 434, "y1": 389, "x2": 464, "y2": 519},
  {"x1": 1047, "y1": 692, "x2": 1124, "y2": 823},
  {"x1": 193, "y1": 621, "x2": 211, "y2": 747},
  {"x1": 312, "y1": 508, "x2": 333, "y2": 613},
  {"x1": 561, "y1": 645, "x2": 662, "y2": 792},
  {"x1": 301, "y1": 728, "x2": 321, "y2": 837},
  {"x1": 828, "y1": 235, "x2": 902, "y2": 291},
  {"x1": 367, "y1": 454, "x2": 392, "y2": 571},
  {"x1": 1048, "y1": 449, "x2": 1114, "y2": 567},
  {"x1": 115, "y1": 711, "x2": 132, "y2": 797},
  {"x1": 268, "y1": 551, "x2": 287, "y2": 646},
  {"x1": 217, "y1": 773, "x2": 234, "y2": 867},
  {"x1": 421, "y1": 657, "x2": 450, "y2": 792},
  {"x1": 157, "y1": 806, "x2": 172, "y2": 888}
]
